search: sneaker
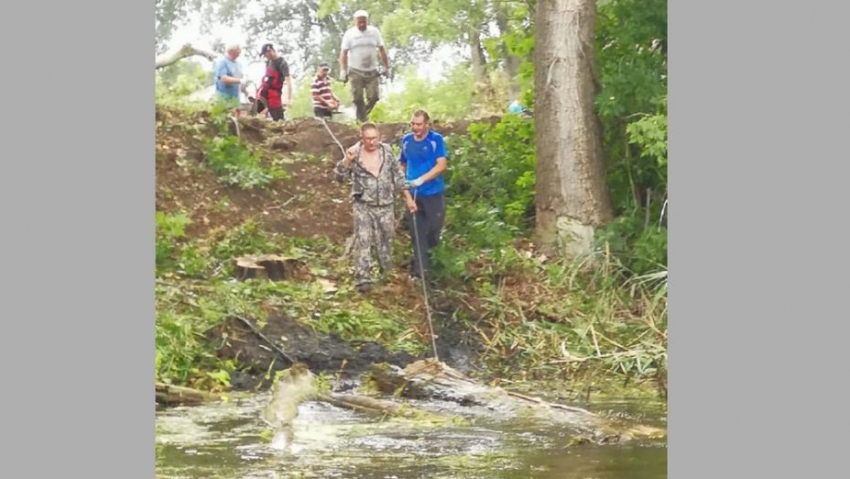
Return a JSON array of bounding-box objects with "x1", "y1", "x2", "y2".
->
[{"x1": 356, "y1": 282, "x2": 372, "y2": 293}]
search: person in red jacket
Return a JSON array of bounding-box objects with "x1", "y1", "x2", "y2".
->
[{"x1": 256, "y1": 43, "x2": 292, "y2": 121}]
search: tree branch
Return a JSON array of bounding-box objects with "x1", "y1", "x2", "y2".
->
[{"x1": 155, "y1": 43, "x2": 217, "y2": 69}]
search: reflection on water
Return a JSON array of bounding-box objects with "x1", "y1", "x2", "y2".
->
[{"x1": 156, "y1": 392, "x2": 666, "y2": 478}]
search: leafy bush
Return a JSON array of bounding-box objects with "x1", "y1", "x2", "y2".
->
[
  {"x1": 429, "y1": 114, "x2": 536, "y2": 281},
  {"x1": 156, "y1": 211, "x2": 191, "y2": 273},
  {"x1": 203, "y1": 102, "x2": 287, "y2": 190},
  {"x1": 595, "y1": 212, "x2": 667, "y2": 276}
]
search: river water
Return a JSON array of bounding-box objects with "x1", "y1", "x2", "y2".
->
[{"x1": 156, "y1": 390, "x2": 666, "y2": 478}]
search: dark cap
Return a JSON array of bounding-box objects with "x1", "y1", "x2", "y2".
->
[
  {"x1": 319, "y1": 62, "x2": 330, "y2": 70},
  {"x1": 259, "y1": 43, "x2": 275, "y2": 56}
]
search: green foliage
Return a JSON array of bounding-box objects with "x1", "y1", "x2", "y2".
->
[
  {"x1": 203, "y1": 136, "x2": 279, "y2": 189},
  {"x1": 595, "y1": 0, "x2": 668, "y2": 214},
  {"x1": 203, "y1": 103, "x2": 287, "y2": 189},
  {"x1": 437, "y1": 115, "x2": 534, "y2": 237},
  {"x1": 155, "y1": 278, "x2": 284, "y2": 388},
  {"x1": 156, "y1": 0, "x2": 244, "y2": 48},
  {"x1": 626, "y1": 107, "x2": 668, "y2": 171},
  {"x1": 208, "y1": 220, "x2": 282, "y2": 276},
  {"x1": 596, "y1": 213, "x2": 667, "y2": 275},
  {"x1": 368, "y1": 65, "x2": 482, "y2": 122},
  {"x1": 425, "y1": 114, "x2": 536, "y2": 283},
  {"x1": 314, "y1": 302, "x2": 412, "y2": 351},
  {"x1": 452, "y1": 244, "x2": 668, "y2": 393},
  {"x1": 155, "y1": 60, "x2": 211, "y2": 112},
  {"x1": 156, "y1": 60, "x2": 210, "y2": 94},
  {"x1": 156, "y1": 211, "x2": 192, "y2": 274},
  {"x1": 155, "y1": 305, "x2": 236, "y2": 390}
]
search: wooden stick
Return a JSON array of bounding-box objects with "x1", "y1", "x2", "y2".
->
[
  {"x1": 503, "y1": 390, "x2": 595, "y2": 416},
  {"x1": 318, "y1": 392, "x2": 420, "y2": 418}
]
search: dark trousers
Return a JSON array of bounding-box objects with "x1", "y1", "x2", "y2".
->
[
  {"x1": 313, "y1": 107, "x2": 333, "y2": 118},
  {"x1": 268, "y1": 107, "x2": 284, "y2": 121},
  {"x1": 256, "y1": 94, "x2": 284, "y2": 121},
  {"x1": 408, "y1": 192, "x2": 445, "y2": 277},
  {"x1": 349, "y1": 68, "x2": 380, "y2": 122}
]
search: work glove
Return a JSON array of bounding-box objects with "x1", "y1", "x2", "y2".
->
[{"x1": 404, "y1": 177, "x2": 425, "y2": 189}]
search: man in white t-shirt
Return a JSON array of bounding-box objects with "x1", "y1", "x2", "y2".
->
[{"x1": 339, "y1": 10, "x2": 390, "y2": 122}]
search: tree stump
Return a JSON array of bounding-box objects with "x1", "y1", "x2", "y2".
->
[{"x1": 234, "y1": 254, "x2": 303, "y2": 281}]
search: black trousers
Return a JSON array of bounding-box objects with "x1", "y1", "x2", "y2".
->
[
  {"x1": 256, "y1": 95, "x2": 284, "y2": 121},
  {"x1": 407, "y1": 192, "x2": 445, "y2": 277},
  {"x1": 268, "y1": 107, "x2": 284, "y2": 121},
  {"x1": 314, "y1": 107, "x2": 333, "y2": 118}
]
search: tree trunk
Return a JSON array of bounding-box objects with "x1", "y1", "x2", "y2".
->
[
  {"x1": 534, "y1": 0, "x2": 613, "y2": 258},
  {"x1": 495, "y1": 8, "x2": 522, "y2": 99},
  {"x1": 469, "y1": 28, "x2": 488, "y2": 83},
  {"x1": 155, "y1": 43, "x2": 217, "y2": 69}
]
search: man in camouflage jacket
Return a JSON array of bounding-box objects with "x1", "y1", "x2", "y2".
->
[{"x1": 335, "y1": 122, "x2": 407, "y2": 292}]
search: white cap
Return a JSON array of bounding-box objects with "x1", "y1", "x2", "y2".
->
[{"x1": 353, "y1": 10, "x2": 368, "y2": 18}]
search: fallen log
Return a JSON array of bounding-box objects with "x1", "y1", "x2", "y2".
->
[
  {"x1": 369, "y1": 359, "x2": 597, "y2": 416},
  {"x1": 262, "y1": 361, "x2": 665, "y2": 450},
  {"x1": 155, "y1": 381, "x2": 219, "y2": 406},
  {"x1": 318, "y1": 391, "x2": 423, "y2": 419},
  {"x1": 367, "y1": 359, "x2": 666, "y2": 443}
]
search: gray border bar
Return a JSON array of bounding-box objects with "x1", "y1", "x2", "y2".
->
[{"x1": 0, "y1": 2, "x2": 154, "y2": 477}]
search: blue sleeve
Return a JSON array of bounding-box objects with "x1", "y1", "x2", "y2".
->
[{"x1": 435, "y1": 134, "x2": 448, "y2": 159}]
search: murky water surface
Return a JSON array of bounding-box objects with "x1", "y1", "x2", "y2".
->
[{"x1": 156, "y1": 391, "x2": 666, "y2": 478}]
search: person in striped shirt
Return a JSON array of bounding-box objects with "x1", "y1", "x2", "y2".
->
[{"x1": 311, "y1": 62, "x2": 340, "y2": 119}]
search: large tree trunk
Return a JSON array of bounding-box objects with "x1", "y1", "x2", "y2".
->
[{"x1": 534, "y1": 0, "x2": 613, "y2": 258}]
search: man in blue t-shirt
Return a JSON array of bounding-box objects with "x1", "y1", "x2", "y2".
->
[
  {"x1": 399, "y1": 109, "x2": 448, "y2": 282},
  {"x1": 213, "y1": 44, "x2": 247, "y2": 107}
]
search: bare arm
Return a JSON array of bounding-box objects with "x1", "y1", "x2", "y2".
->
[
  {"x1": 379, "y1": 46, "x2": 389, "y2": 72},
  {"x1": 285, "y1": 75, "x2": 293, "y2": 104}
]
